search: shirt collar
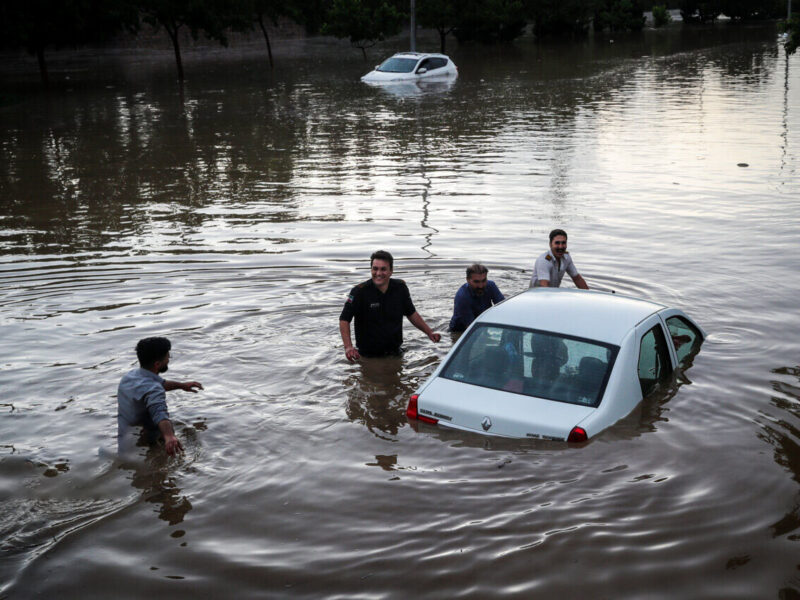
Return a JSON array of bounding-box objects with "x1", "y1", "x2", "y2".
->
[{"x1": 137, "y1": 367, "x2": 165, "y2": 384}]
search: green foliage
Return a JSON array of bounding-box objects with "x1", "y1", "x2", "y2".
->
[
  {"x1": 594, "y1": 0, "x2": 646, "y2": 32},
  {"x1": 0, "y1": 0, "x2": 138, "y2": 86},
  {"x1": 138, "y1": 0, "x2": 232, "y2": 46},
  {"x1": 652, "y1": 4, "x2": 671, "y2": 26},
  {"x1": 416, "y1": 0, "x2": 458, "y2": 52},
  {"x1": 321, "y1": 0, "x2": 402, "y2": 58},
  {"x1": 452, "y1": 0, "x2": 527, "y2": 43},
  {"x1": 781, "y1": 14, "x2": 800, "y2": 55},
  {"x1": 526, "y1": 0, "x2": 596, "y2": 37}
]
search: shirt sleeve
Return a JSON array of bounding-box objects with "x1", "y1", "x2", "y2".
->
[
  {"x1": 144, "y1": 386, "x2": 170, "y2": 425},
  {"x1": 401, "y1": 282, "x2": 416, "y2": 317},
  {"x1": 489, "y1": 281, "x2": 505, "y2": 303},
  {"x1": 450, "y1": 286, "x2": 472, "y2": 331},
  {"x1": 534, "y1": 255, "x2": 552, "y2": 284},
  {"x1": 565, "y1": 255, "x2": 579, "y2": 278},
  {"x1": 339, "y1": 285, "x2": 359, "y2": 322}
]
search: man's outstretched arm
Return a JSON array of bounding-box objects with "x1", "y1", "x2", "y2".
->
[
  {"x1": 571, "y1": 274, "x2": 589, "y2": 289},
  {"x1": 408, "y1": 312, "x2": 441, "y2": 343},
  {"x1": 164, "y1": 380, "x2": 203, "y2": 392}
]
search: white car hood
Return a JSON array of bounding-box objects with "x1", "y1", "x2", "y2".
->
[
  {"x1": 361, "y1": 70, "x2": 416, "y2": 82},
  {"x1": 417, "y1": 377, "x2": 596, "y2": 440}
]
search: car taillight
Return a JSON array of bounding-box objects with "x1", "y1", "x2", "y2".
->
[
  {"x1": 406, "y1": 394, "x2": 438, "y2": 425},
  {"x1": 567, "y1": 426, "x2": 588, "y2": 443},
  {"x1": 406, "y1": 394, "x2": 419, "y2": 419}
]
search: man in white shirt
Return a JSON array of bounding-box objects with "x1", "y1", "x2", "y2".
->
[{"x1": 529, "y1": 229, "x2": 589, "y2": 289}]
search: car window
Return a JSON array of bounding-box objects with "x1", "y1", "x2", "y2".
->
[
  {"x1": 637, "y1": 325, "x2": 672, "y2": 396},
  {"x1": 440, "y1": 323, "x2": 618, "y2": 407},
  {"x1": 377, "y1": 57, "x2": 418, "y2": 73},
  {"x1": 665, "y1": 316, "x2": 703, "y2": 368},
  {"x1": 417, "y1": 59, "x2": 431, "y2": 72},
  {"x1": 428, "y1": 57, "x2": 447, "y2": 70}
]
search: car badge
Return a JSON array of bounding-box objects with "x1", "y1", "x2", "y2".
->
[{"x1": 481, "y1": 416, "x2": 492, "y2": 431}]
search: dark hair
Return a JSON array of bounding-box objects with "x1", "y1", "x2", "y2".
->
[
  {"x1": 466, "y1": 263, "x2": 488, "y2": 278},
  {"x1": 370, "y1": 250, "x2": 394, "y2": 270},
  {"x1": 549, "y1": 228, "x2": 568, "y2": 242},
  {"x1": 136, "y1": 337, "x2": 171, "y2": 368}
]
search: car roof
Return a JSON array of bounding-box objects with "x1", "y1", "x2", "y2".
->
[
  {"x1": 389, "y1": 52, "x2": 450, "y2": 60},
  {"x1": 476, "y1": 288, "x2": 666, "y2": 345}
]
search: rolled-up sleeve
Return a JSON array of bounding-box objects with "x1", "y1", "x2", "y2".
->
[{"x1": 144, "y1": 387, "x2": 170, "y2": 425}]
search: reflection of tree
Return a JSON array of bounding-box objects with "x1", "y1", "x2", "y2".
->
[
  {"x1": 0, "y1": 77, "x2": 310, "y2": 254},
  {"x1": 762, "y1": 366, "x2": 800, "y2": 538}
]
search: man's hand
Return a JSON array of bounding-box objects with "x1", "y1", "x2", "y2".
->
[
  {"x1": 179, "y1": 381, "x2": 203, "y2": 392},
  {"x1": 164, "y1": 433, "x2": 184, "y2": 456},
  {"x1": 345, "y1": 346, "x2": 361, "y2": 362},
  {"x1": 428, "y1": 332, "x2": 441, "y2": 343}
]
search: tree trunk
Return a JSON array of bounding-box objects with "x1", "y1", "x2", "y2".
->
[
  {"x1": 165, "y1": 22, "x2": 184, "y2": 82},
  {"x1": 257, "y1": 15, "x2": 274, "y2": 69},
  {"x1": 439, "y1": 28, "x2": 447, "y2": 54},
  {"x1": 361, "y1": 45, "x2": 367, "y2": 60},
  {"x1": 36, "y1": 46, "x2": 49, "y2": 89}
]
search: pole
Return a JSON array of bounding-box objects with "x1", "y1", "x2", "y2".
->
[{"x1": 410, "y1": 0, "x2": 416, "y2": 52}]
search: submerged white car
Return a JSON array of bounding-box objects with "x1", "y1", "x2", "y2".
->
[
  {"x1": 361, "y1": 52, "x2": 458, "y2": 83},
  {"x1": 407, "y1": 288, "x2": 705, "y2": 442}
]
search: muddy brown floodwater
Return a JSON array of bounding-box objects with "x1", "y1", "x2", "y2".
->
[{"x1": 1, "y1": 23, "x2": 800, "y2": 599}]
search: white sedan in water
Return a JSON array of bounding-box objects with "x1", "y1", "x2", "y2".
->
[
  {"x1": 407, "y1": 288, "x2": 705, "y2": 442},
  {"x1": 361, "y1": 52, "x2": 458, "y2": 83}
]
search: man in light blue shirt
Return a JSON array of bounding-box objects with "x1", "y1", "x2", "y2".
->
[
  {"x1": 449, "y1": 264, "x2": 505, "y2": 332},
  {"x1": 117, "y1": 337, "x2": 203, "y2": 456}
]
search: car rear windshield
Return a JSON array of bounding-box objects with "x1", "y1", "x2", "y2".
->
[
  {"x1": 440, "y1": 323, "x2": 619, "y2": 408},
  {"x1": 377, "y1": 57, "x2": 418, "y2": 73}
]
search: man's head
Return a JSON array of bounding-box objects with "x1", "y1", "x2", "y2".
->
[
  {"x1": 548, "y1": 228, "x2": 568, "y2": 259},
  {"x1": 136, "y1": 337, "x2": 171, "y2": 373},
  {"x1": 466, "y1": 263, "x2": 489, "y2": 295},
  {"x1": 370, "y1": 250, "x2": 394, "y2": 290}
]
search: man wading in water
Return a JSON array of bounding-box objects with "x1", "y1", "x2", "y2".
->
[
  {"x1": 117, "y1": 337, "x2": 203, "y2": 456},
  {"x1": 339, "y1": 250, "x2": 441, "y2": 361}
]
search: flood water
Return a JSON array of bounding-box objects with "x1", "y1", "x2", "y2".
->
[{"x1": 1, "y1": 23, "x2": 800, "y2": 598}]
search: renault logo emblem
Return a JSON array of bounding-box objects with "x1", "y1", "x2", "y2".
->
[{"x1": 481, "y1": 416, "x2": 492, "y2": 431}]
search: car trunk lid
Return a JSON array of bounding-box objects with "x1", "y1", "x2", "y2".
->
[{"x1": 416, "y1": 377, "x2": 596, "y2": 440}]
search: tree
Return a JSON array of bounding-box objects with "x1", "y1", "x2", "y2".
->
[
  {"x1": 452, "y1": 0, "x2": 527, "y2": 43},
  {"x1": 137, "y1": 0, "x2": 233, "y2": 82},
  {"x1": 0, "y1": 0, "x2": 137, "y2": 88},
  {"x1": 229, "y1": 0, "x2": 300, "y2": 69},
  {"x1": 526, "y1": 0, "x2": 596, "y2": 37},
  {"x1": 416, "y1": 0, "x2": 458, "y2": 53},
  {"x1": 651, "y1": 4, "x2": 672, "y2": 27},
  {"x1": 321, "y1": 0, "x2": 403, "y2": 60},
  {"x1": 782, "y1": 14, "x2": 800, "y2": 55},
  {"x1": 594, "y1": 0, "x2": 646, "y2": 32}
]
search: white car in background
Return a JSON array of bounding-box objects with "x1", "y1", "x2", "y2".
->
[
  {"x1": 407, "y1": 288, "x2": 705, "y2": 442},
  {"x1": 361, "y1": 52, "x2": 458, "y2": 83}
]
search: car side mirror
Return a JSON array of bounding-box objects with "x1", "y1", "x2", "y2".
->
[{"x1": 417, "y1": 68, "x2": 427, "y2": 74}]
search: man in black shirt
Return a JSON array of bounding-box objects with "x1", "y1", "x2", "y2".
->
[{"x1": 339, "y1": 250, "x2": 441, "y2": 361}]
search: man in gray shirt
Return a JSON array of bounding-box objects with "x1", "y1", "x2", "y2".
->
[
  {"x1": 117, "y1": 337, "x2": 203, "y2": 456},
  {"x1": 529, "y1": 228, "x2": 589, "y2": 289}
]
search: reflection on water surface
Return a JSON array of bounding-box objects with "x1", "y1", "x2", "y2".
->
[{"x1": 1, "y1": 24, "x2": 800, "y2": 598}]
